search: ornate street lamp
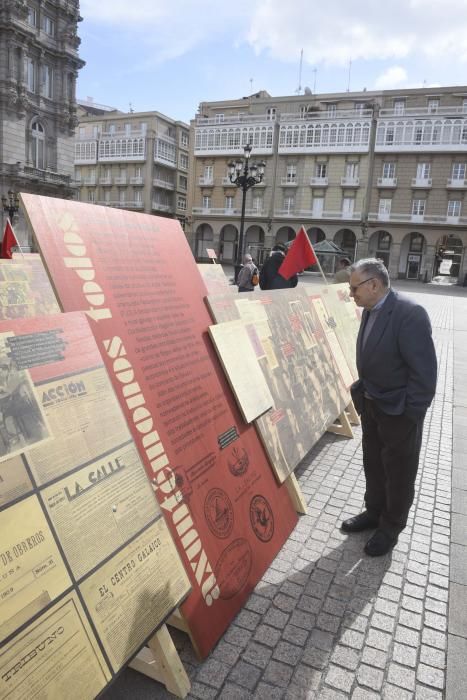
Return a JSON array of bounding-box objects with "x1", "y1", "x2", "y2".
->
[
  {"x1": 1, "y1": 190, "x2": 20, "y2": 223},
  {"x1": 228, "y1": 144, "x2": 266, "y2": 279}
]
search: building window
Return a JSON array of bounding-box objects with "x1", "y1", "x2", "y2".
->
[
  {"x1": 104, "y1": 190, "x2": 111, "y2": 203},
  {"x1": 266, "y1": 107, "x2": 277, "y2": 121},
  {"x1": 327, "y1": 104, "x2": 337, "y2": 116},
  {"x1": 345, "y1": 162, "x2": 359, "y2": 179},
  {"x1": 410, "y1": 233, "x2": 424, "y2": 252},
  {"x1": 214, "y1": 114, "x2": 224, "y2": 123},
  {"x1": 312, "y1": 196, "x2": 324, "y2": 215},
  {"x1": 393, "y1": 99, "x2": 405, "y2": 115},
  {"x1": 27, "y1": 6, "x2": 37, "y2": 26},
  {"x1": 202, "y1": 195, "x2": 211, "y2": 209},
  {"x1": 177, "y1": 195, "x2": 186, "y2": 210},
  {"x1": 354, "y1": 102, "x2": 365, "y2": 114},
  {"x1": 412, "y1": 199, "x2": 426, "y2": 216},
  {"x1": 135, "y1": 190, "x2": 143, "y2": 203},
  {"x1": 382, "y1": 162, "x2": 396, "y2": 178},
  {"x1": 447, "y1": 200, "x2": 461, "y2": 217},
  {"x1": 87, "y1": 190, "x2": 96, "y2": 203},
  {"x1": 416, "y1": 162, "x2": 431, "y2": 179},
  {"x1": 179, "y1": 153, "x2": 189, "y2": 170},
  {"x1": 286, "y1": 165, "x2": 297, "y2": 182},
  {"x1": 119, "y1": 189, "x2": 127, "y2": 204},
  {"x1": 283, "y1": 195, "x2": 294, "y2": 212},
  {"x1": 42, "y1": 15, "x2": 55, "y2": 36},
  {"x1": 40, "y1": 64, "x2": 53, "y2": 98},
  {"x1": 378, "y1": 232, "x2": 391, "y2": 250},
  {"x1": 204, "y1": 165, "x2": 213, "y2": 181},
  {"x1": 427, "y1": 98, "x2": 439, "y2": 113},
  {"x1": 179, "y1": 175, "x2": 187, "y2": 191},
  {"x1": 452, "y1": 163, "x2": 466, "y2": 180},
  {"x1": 252, "y1": 195, "x2": 263, "y2": 213},
  {"x1": 315, "y1": 163, "x2": 327, "y2": 178},
  {"x1": 180, "y1": 131, "x2": 189, "y2": 148},
  {"x1": 342, "y1": 197, "x2": 355, "y2": 216},
  {"x1": 31, "y1": 120, "x2": 45, "y2": 168},
  {"x1": 378, "y1": 198, "x2": 392, "y2": 217},
  {"x1": 385, "y1": 125, "x2": 394, "y2": 144},
  {"x1": 225, "y1": 195, "x2": 234, "y2": 210},
  {"x1": 24, "y1": 56, "x2": 36, "y2": 92}
]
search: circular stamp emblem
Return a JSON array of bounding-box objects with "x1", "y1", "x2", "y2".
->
[
  {"x1": 204, "y1": 488, "x2": 234, "y2": 539},
  {"x1": 215, "y1": 538, "x2": 252, "y2": 600},
  {"x1": 227, "y1": 446, "x2": 249, "y2": 477},
  {"x1": 249, "y1": 494, "x2": 274, "y2": 543}
]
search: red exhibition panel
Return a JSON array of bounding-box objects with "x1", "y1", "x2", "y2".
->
[{"x1": 22, "y1": 194, "x2": 298, "y2": 658}]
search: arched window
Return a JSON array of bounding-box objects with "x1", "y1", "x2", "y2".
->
[{"x1": 31, "y1": 120, "x2": 45, "y2": 168}]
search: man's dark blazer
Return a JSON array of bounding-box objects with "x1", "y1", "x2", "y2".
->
[{"x1": 350, "y1": 289, "x2": 437, "y2": 422}]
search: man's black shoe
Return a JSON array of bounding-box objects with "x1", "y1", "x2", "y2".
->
[
  {"x1": 341, "y1": 512, "x2": 378, "y2": 533},
  {"x1": 364, "y1": 529, "x2": 398, "y2": 557}
]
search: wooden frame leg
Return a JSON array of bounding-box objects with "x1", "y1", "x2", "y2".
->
[
  {"x1": 284, "y1": 472, "x2": 307, "y2": 514},
  {"x1": 327, "y1": 410, "x2": 354, "y2": 438},
  {"x1": 346, "y1": 400, "x2": 360, "y2": 426},
  {"x1": 129, "y1": 624, "x2": 190, "y2": 698}
]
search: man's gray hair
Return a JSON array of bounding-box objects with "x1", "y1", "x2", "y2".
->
[{"x1": 350, "y1": 258, "x2": 390, "y2": 287}]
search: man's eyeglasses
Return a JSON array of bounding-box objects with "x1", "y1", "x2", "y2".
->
[{"x1": 349, "y1": 277, "x2": 376, "y2": 293}]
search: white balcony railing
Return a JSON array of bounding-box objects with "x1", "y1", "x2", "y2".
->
[
  {"x1": 310, "y1": 177, "x2": 328, "y2": 186},
  {"x1": 280, "y1": 108, "x2": 373, "y2": 121},
  {"x1": 99, "y1": 201, "x2": 144, "y2": 209},
  {"x1": 377, "y1": 177, "x2": 398, "y2": 187},
  {"x1": 198, "y1": 176, "x2": 214, "y2": 186},
  {"x1": 153, "y1": 178, "x2": 175, "y2": 189},
  {"x1": 195, "y1": 114, "x2": 273, "y2": 126},
  {"x1": 368, "y1": 211, "x2": 467, "y2": 225},
  {"x1": 341, "y1": 176, "x2": 360, "y2": 187},
  {"x1": 152, "y1": 202, "x2": 173, "y2": 212},
  {"x1": 192, "y1": 207, "x2": 241, "y2": 216},
  {"x1": 379, "y1": 105, "x2": 467, "y2": 118},
  {"x1": 411, "y1": 177, "x2": 432, "y2": 188},
  {"x1": 130, "y1": 176, "x2": 144, "y2": 185},
  {"x1": 114, "y1": 176, "x2": 127, "y2": 185},
  {"x1": 280, "y1": 177, "x2": 298, "y2": 186},
  {"x1": 275, "y1": 209, "x2": 361, "y2": 220},
  {"x1": 83, "y1": 176, "x2": 96, "y2": 185},
  {"x1": 447, "y1": 178, "x2": 467, "y2": 188},
  {"x1": 99, "y1": 177, "x2": 112, "y2": 185}
]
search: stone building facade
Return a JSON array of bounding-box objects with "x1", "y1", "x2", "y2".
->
[
  {"x1": 74, "y1": 107, "x2": 190, "y2": 229},
  {"x1": 188, "y1": 86, "x2": 467, "y2": 283},
  {"x1": 0, "y1": 0, "x2": 84, "y2": 245}
]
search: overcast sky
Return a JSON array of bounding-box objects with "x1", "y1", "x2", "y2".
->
[{"x1": 77, "y1": 0, "x2": 467, "y2": 123}]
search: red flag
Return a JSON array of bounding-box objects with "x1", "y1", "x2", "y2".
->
[
  {"x1": 278, "y1": 226, "x2": 317, "y2": 280},
  {"x1": 1, "y1": 219, "x2": 18, "y2": 259}
]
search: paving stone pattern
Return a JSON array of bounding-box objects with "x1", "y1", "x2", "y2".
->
[{"x1": 103, "y1": 286, "x2": 463, "y2": 700}]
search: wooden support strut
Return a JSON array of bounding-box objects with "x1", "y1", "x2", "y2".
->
[
  {"x1": 284, "y1": 472, "x2": 308, "y2": 515},
  {"x1": 327, "y1": 400, "x2": 360, "y2": 439},
  {"x1": 129, "y1": 624, "x2": 191, "y2": 698}
]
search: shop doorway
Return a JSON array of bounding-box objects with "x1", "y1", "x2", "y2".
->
[{"x1": 406, "y1": 254, "x2": 421, "y2": 279}]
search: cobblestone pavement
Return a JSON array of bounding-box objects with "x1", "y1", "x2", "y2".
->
[{"x1": 104, "y1": 282, "x2": 466, "y2": 700}]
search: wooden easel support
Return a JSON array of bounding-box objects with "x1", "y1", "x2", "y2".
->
[
  {"x1": 168, "y1": 608, "x2": 202, "y2": 659},
  {"x1": 129, "y1": 624, "x2": 190, "y2": 698},
  {"x1": 327, "y1": 401, "x2": 360, "y2": 439},
  {"x1": 284, "y1": 472, "x2": 307, "y2": 514}
]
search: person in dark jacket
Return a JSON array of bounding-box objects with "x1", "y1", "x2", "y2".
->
[
  {"x1": 341, "y1": 258, "x2": 437, "y2": 556},
  {"x1": 259, "y1": 243, "x2": 298, "y2": 290}
]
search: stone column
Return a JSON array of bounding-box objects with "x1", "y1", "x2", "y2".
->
[
  {"x1": 388, "y1": 242, "x2": 400, "y2": 280},
  {"x1": 423, "y1": 244, "x2": 437, "y2": 282}
]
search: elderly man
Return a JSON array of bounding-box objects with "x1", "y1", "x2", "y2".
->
[
  {"x1": 341, "y1": 258, "x2": 437, "y2": 556},
  {"x1": 236, "y1": 254, "x2": 258, "y2": 292}
]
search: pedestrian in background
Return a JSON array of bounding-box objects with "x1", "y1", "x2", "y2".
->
[
  {"x1": 333, "y1": 257, "x2": 351, "y2": 283},
  {"x1": 342, "y1": 258, "x2": 437, "y2": 556},
  {"x1": 237, "y1": 254, "x2": 258, "y2": 292},
  {"x1": 259, "y1": 243, "x2": 298, "y2": 290}
]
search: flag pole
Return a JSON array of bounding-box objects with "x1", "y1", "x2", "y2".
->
[
  {"x1": 10, "y1": 219, "x2": 25, "y2": 259},
  {"x1": 314, "y1": 254, "x2": 328, "y2": 285}
]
